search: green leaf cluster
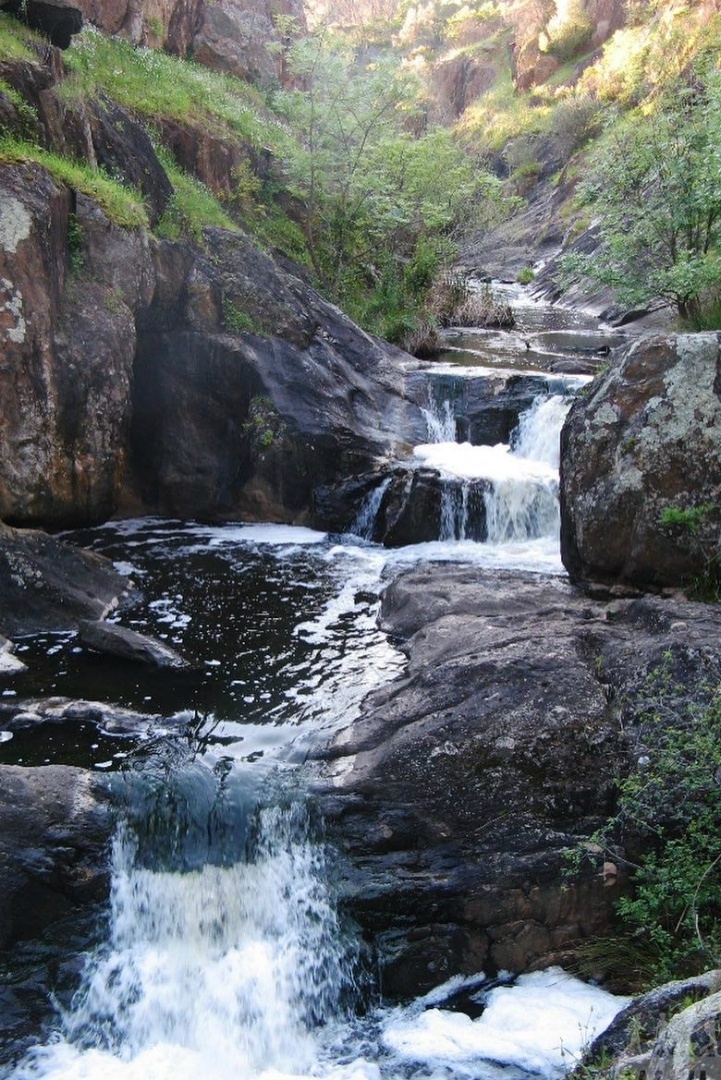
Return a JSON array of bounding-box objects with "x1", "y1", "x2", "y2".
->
[
  {"x1": 563, "y1": 69, "x2": 721, "y2": 321},
  {"x1": 588, "y1": 658, "x2": 721, "y2": 986}
]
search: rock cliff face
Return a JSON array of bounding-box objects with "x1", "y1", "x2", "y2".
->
[
  {"x1": 12, "y1": 0, "x2": 307, "y2": 82},
  {"x1": 312, "y1": 563, "x2": 721, "y2": 996},
  {"x1": 561, "y1": 333, "x2": 721, "y2": 590},
  {"x1": 0, "y1": 70, "x2": 424, "y2": 530}
]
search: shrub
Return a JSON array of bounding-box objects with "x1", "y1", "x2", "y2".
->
[{"x1": 575, "y1": 655, "x2": 721, "y2": 987}]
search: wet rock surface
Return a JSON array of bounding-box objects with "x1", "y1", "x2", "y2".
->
[
  {"x1": 0, "y1": 764, "x2": 112, "y2": 948},
  {"x1": 77, "y1": 618, "x2": 194, "y2": 670},
  {"x1": 0, "y1": 523, "x2": 129, "y2": 638},
  {"x1": 313, "y1": 564, "x2": 721, "y2": 996},
  {"x1": 561, "y1": 332, "x2": 721, "y2": 590},
  {"x1": 0, "y1": 695, "x2": 163, "y2": 735}
]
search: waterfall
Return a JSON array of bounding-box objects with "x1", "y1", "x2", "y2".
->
[
  {"x1": 18, "y1": 807, "x2": 359, "y2": 1080},
  {"x1": 351, "y1": 476, "x2": 392, "y2": 540},
  {"x1": 421, "y1": 394, "x2": 456, "y2": 443},
  {"x1": 483, "y1": 394, "x2": 572, "y2": 544},
  {"x1": 412, "y1": 389, "x2": 573, "y2": 549},
  {"x1": 513, "y1": 395, "x2": 569, "y2": 468}
]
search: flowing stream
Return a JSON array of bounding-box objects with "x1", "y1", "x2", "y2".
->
[{"x1": 2, "y1": 294, "x2": 630, "y2": 1080}]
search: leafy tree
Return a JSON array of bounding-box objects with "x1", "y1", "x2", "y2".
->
[
  {"x1": 564, "y1": 72, "x2": 721, "y2": 322},
  {"x1": 273, "y1": 32, "x2": 504, "y2": 340}
]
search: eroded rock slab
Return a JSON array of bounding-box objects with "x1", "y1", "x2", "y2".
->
[
  {"x1": 312, "y1": 564, "x2": 721, "y2": 996},
  {"x1": 0, "y1": 523, "x2": 130, "y2": 637},
  {"x1": 0, "y1": 764, "x2": 112, "y2": 947},
  {"x1": 77, "y1": 619, "x2": 194, "y2": 670}
]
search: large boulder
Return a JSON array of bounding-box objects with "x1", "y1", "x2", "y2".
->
[
  {"x1": 130, "y1": 230, "x2": 426, "y2": 522},
  {"x1": 0, "y1": 523, "x2": 130, "y2": 637},
  {"x1": 560, "y1": 333, "x2": 721, "y2": 590},
  {"x1": 0, "y1": 764, "x2": 112, "y2": 947},
  {"x1": 312, "y1": 564, "x2": 721, "y2": 997}
]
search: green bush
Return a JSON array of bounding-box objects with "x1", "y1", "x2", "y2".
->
[{"x1": 577, "y1": 656, "x2": 721, "y2": 987}]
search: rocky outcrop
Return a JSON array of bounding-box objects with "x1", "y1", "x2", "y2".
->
[
  {"x1": 561, "y1": 333, "x2": 721, "y2": 590},
  {"x1": 575, "y1": 971, "x2": 721, "y2": 1078},
  {"x1": 0, "y1": 764, "x2": 112, "y2": 947},
  {"x1": 312, "y1": 564, "x2": 721, "y2": 997},
  {"x1": 0, "y1": 0, "x2": 82, "y2": 48},
  {"x1": 0, "y1": 522, "x2": 129, "y2": 638},
  {"x1": 0, "y1": 149, "x2": 424, "y2": 530},
  {"x1": 77, "y1": 619, "x2": 194, "y2": 669},
  {"x1": 0, "y1": 161, "x2": 154, "y2": 527}
]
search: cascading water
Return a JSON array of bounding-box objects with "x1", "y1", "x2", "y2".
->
[
  {"x1": 4, "y1": 304, "x2": 625, "y2": 1080},
  {"x1": 351, "y1": 476, "x2": 393, "y2": 540},
  {"x1": 14, "y1": 804, "x2": 361, "y2": 1080},
  {"x1": 421, "y1": 393, "x2": 456, "y2": 443},
  {"x1": 413, "y1": 388, "x2": 574, "y2": 547}
]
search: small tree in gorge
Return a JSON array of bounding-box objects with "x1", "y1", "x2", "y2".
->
[{"x1": 563, "y1": 70, "x2": 721, "y2": 323}]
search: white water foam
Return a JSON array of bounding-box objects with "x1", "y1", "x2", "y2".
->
[
  {"x1": 13, "y1": 811, "x2": 363, "y2": 1080},
  {"x1": 14, "y1": 816, "x2": 628, "y2": 1080},
  {"x1": 513, "y1": 395, "x2": 571, "y2": 468},
  {"x1": 382, "y1": 968, "x2": 629, "y2": 1077}
]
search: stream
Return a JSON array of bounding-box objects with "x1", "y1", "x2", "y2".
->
[{"x1": 1, "y1": 290, "x2": 634, "y2": 1080}]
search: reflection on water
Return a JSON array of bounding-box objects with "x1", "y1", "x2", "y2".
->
[{"x1": 436, "y1": 282, "x2": 631, "y2": 374}]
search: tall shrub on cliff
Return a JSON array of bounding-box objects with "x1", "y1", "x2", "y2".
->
[
  {"x1": 273, "y1": 32, "x2": 490, "y2": 336},
  {"x1": 563, "y1": 69, "x2": 721, "y2": 323}
]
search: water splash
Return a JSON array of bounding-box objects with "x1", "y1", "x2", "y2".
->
[
  {"x1": 513, "y1": 395, "x2": 571, "y2": 468},
  {"x1": 351, "y1": 477, "x2": 393, "y2": 541},
  {"x1": 17, "y1": 807, "x2": 359, "y2": 1080},
  {"x1": 421, "y1": 395, "x2": 456, "y2": 444}
]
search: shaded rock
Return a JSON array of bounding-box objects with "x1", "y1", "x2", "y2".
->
[
  {"x1": 0, "y1": 523, "x2": 130, "y2": 637},
  {"x1": 407, "y1": 367, "x2": 559, "y2": 447},
  {"x1": 0, "y1": 764, "x2": 112, "y2": 947},
  {"x1": 312, "y1": 564, "x2": 721, "y2": 997},
  {"x1": 77, "y1": 619, "x2": 194, "y2": 670},
  {"x1": 130, "y1": 231, "x2": 426, "y2": 523},
  {"x1": 0, "y1": 695, "x2": 163, "y2": 734},
  {"x1": 88, "y1": 97, "x2": 173, "y2": 227},
  {"x1": 561, "y1": 333, "x2": 721, "y2": 590},
  {"x1": 372, "y1": 469, "x2": 489, "y2": 546},
  {"x1": 0, "y1": 0, "x2": 82, "y2": 48}
]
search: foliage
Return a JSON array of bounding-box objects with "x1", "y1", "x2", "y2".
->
[
  {"x1": 540, "y1": 0, "x2": 593, "y2": 62},
  {"x1": 578, "y1": 658, "x2": 721, "y2": 987},
  {"x1": 517, "y1": 266, "x2": 534, "y2": 284},
  {"x1": 0, "y1": 135, "x2": 147, "y2": 227},
  {"x1": 0, "y1": 12, "x2": 39, "y2": 60},
  {"x1": 274, "y1": 31, "x2": 488, "y2": 315},
  {"x1": 64, "y1": 30, "x2": 287, "y2": 152},
  {"x1": 154, "y1": 149, "x2": 237, "y2": 242},
  {"x1": 222, "y1": 300, "x2": 257, "y2": 334},
  {"x1": 658, "y1": 503, "x2": 721, "y2": 602},
  {"x1": 562, "y1": 71, "x2": 721, "y2": 321},
  {"x1": 243, "y1": 396, "x2": 284, "y2": 450}
]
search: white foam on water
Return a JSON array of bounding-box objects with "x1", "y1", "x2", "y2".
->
[
  {"x1": 413, "y1": 442, "x2": 557, "y2": 484},
  {"x1": 13, "y1": 810, "x2": 362, "y2": 1080},
  {"x1": 381, "y1": 968, "x2": 630, "y2": 1078},
  {"x1": 188, "y1": 524, "x2": 328, "y2": 548}
]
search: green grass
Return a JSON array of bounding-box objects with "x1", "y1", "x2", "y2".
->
[
  {"x1": 63, "y1": 31, "x2": 291, "y2": 154},
  {"x1": 0, "y1": 12, "x2": 40, "y2": 61},
  {"x1": 0, "y1": 135, "x2": 148, "y2": 227},
  {"x1": 154, "y1": 149, "x2": 238, "y2": 242}
]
